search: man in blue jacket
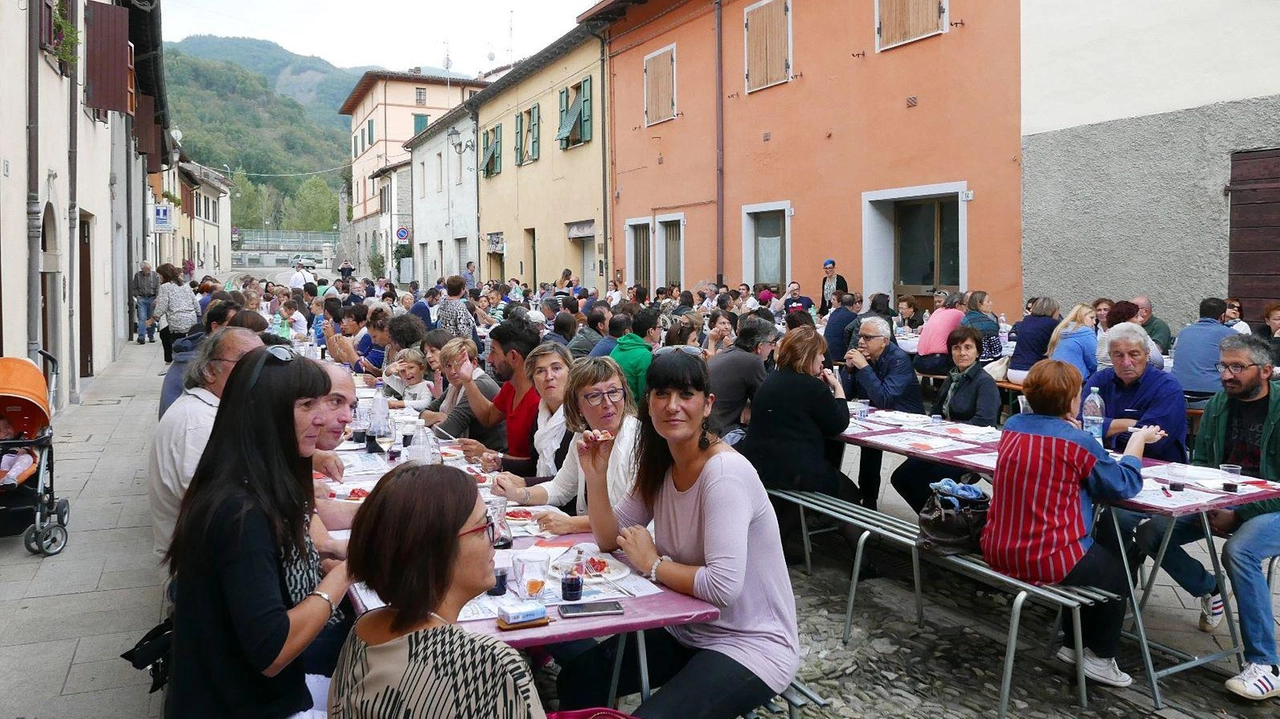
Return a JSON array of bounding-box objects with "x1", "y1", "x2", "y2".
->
[
  {"x1": 843, "y1": 316, "x2": 923, "y2": 510},
  {"x1": 1084, "y1": 322, "x2": 1188, "y2": 463},
  {"x1": 1173, "y1": 298, "x2": 1237, "y2": 408},
  {"x1": 823, "y1": 291, "x2": 861, "y2": 367}
]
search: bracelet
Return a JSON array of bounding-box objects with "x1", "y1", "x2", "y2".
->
[
  {"x1": 521, "y1": 487, "x2": 531, "y2": 505},
  {"x1": 649, "y1": 555, "x2": 671, "y2": 583},
  {"x1": 309, "y1": 589, "x2": 337, "y2": 617}
]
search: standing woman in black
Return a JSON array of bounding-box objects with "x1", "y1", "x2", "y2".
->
[{"x1": 164, "y1": 346, "x2": 352, "y2": 718}]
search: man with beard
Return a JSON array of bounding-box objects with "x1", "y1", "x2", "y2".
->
[
  {"x1": 1130, "y1": 334, "x2": 1280, "y2": 701},
  {"x1": 455, "y1": 319, "x2": 541, "y2": 459}
]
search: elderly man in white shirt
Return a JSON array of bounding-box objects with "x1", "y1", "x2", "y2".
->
[{"x1": 148, "y1": 328, "x2": 264, "y2": 561}]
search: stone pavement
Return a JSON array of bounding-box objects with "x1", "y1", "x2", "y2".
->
[{"x1": 0, "y1": 340, "x2": 1276, "y2": 718}]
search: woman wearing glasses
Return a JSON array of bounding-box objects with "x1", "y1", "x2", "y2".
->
[
  {"x1": 328, "y1": 464, "x2": 546, "y2": 718},
  {"x1": 559, "y1": 351, "x2": 799, "y2": 718},
  {"x1": 165, "y1": 347, "x2": 353, "y2": 718},
  {"x1": 493, "y1": 357, "x2": 640, "y2": 536}
]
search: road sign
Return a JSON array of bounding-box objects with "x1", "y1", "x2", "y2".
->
[{"x1": 395, "y1": 227, "x2": 411, "y2": 243}]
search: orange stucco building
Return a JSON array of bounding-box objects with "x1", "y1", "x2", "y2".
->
[{"x1": 582, "y1": 0, "x2": 1022, "y2": 313}]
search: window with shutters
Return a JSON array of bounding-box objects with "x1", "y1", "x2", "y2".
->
[
  {"x1": 876, "y1": 0, "x2": 947, "y2": 52},
  {"x1": 40, "y1": 0, "x2": 57, "y2": 51},
  {"x1": 126, "y1": 43, "x2": 136, "y2": 115},
  {"x1": 644, "y1": 45, "x2": 677, "y2": 126},
  {"x1": 413, "y1": 114, "x2": 429, "y2": 135},
  {"x1": 556, "y1": 78, "x2": 593, "y2": 149},
  {"x1": 367, "y1": 119, "x2": 375, "y2": 145},
  {"x1": 353, "y1": 136, "x2": 358, "y2": 159},
  {"x1": 481, "y1": 125, "x2": 502, "y2": 178},
  {"x1": 744, "y1": 0, "x2": 791, "y2": 94},
  {"x1": 415, "y1": 87, "x2": 427, "y2": 106},
  {"x1": 515, "y1": 105, "x2": 540, "y2": 166},
  {"x1": 436, "y1": 153, "x2": 444, "y2": 192}
]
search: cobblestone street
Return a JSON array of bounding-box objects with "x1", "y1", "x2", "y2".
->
[{"x1": 0, "y1": 345, "x2": 1276, "y2": 718}]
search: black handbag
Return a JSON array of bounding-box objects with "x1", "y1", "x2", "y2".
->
[
  {"x1": 916, "y1": 481, "x2": 990, "y2": 556},
  {"x1": 120, "y1": 617, "x2": 172, "y2": 694}
]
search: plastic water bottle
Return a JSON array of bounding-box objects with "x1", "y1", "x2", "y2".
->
[
  {"x1": 1083, "y1": 388, "x2": 1106, "y2": 445},
  {"x1": 921, "y1": 309, "x2": 931, "y2": 325},
  {"x1": 370, "y1": 381, "x2": 390, "y2": 437}
]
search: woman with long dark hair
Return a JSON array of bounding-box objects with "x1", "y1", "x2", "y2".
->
[
  {"x1": 558, "y1": 352, "x2": 799, "y2": 718},
  {"x1": 164, "y1": 347, "x2": 352, "y2": 718}
]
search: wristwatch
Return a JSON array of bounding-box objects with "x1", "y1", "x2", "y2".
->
[{"x1": 309, "y1": 589, "x2": 337, "y2": 617}]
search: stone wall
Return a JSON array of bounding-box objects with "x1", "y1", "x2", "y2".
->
[{"x1": 1022, "y1": 93, "x2": 1280, "y2": 331}]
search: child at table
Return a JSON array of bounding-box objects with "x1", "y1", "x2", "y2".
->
[
  {"x1": 0, "y1": 414, "x2": 35, "y2": 488},
  {"x1": 386, "y1": 349, "x2": 434, "y2": 412}
]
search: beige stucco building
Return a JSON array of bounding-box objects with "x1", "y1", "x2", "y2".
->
[
  {"x1": 339, "y1": 69, "x2": 487, "y2": 276},
  {"x1": 475, "y1": 27, "x2": 608, "y2": 293}
]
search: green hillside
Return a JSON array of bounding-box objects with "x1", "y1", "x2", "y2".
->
[{"x1": 164, "y1": 49, "x2": 345, "y2": 227}]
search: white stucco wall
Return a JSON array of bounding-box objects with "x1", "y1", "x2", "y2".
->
[
  {"x1": 0, "y1": 0, "x2": 30, "y2": 355},
  {"x1": 409, "y1": 114, "x2": 478, "y2": 287},
  {"x1": 1022, "y1": 0, "x2": 1280, "y2": 135}
]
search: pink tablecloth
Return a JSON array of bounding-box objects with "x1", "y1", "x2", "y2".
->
[
  {"x1": 347, "y1": 533, "x2": 720, "y2": 650},
  {"x1": 841, "y1": 414, "x2": 1280, "y2": 519}
]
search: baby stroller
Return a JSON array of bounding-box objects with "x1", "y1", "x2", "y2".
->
[{"x1": 0, "y1": 351, "x2": 69, "y2": 556}]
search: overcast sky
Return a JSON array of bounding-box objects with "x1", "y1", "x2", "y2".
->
[{"x1": 163, "y1": 0, "x2": 589, "y2": 75}]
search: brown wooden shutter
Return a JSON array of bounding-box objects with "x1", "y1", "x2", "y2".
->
[
  {"x1": 879, "y1": 0, "x2": 945, "y2": 50},
  {"x1": 85, "y1": 1, "x2": 132, "y2": 113},
  {"x1": 1228, "y1": 149, "x2": 1280, "y2": 314},
  {"x1": 645, "y1": 49, "x2": 675, "y2": 124},
  {"x1": 746, "y1": 0, "x2": 789, "y2": 93}
]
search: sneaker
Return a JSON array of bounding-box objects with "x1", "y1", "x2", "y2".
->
[
  {"x1": 1199, "y1": 592, "x2": 1225, "y2": 632},
  {"x1": 1225, "y1": 663, "x2": 1280, "y2": 701},
  {"x1": 148, "y1": 336, "x2": 156, "y2": 343},
  {"x1": 1055, "y1": 646, "x2": 1133, "y2": 688},
  {"x1": 136, "y1": 338, "x2": 145, "y2": 345}
]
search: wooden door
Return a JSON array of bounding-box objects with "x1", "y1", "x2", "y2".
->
[
  {"x1": 1228, "y1": 149, "x2": 1280, "y2": 327},
  {"x1": 79, "y1": 219, "x2": 94, "y2": 377}
]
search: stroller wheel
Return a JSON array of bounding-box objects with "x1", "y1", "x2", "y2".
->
[
  {"x1": 56, "y1": 499, "x2": 70, "y2": 527},
  {"x1": 36, "y1": 524, "x2": 68, "y2": 556},
  {"x1": 22, "y1": 524, "x2": 41, "y2": 555}
]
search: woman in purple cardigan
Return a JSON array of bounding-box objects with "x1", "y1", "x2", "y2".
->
[{"x1": 557, "y1": 351, "x2": 800, "y2": 719}]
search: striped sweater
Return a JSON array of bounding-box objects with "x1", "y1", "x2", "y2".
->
[{"x1": 981, "y1": 413, "x2": 1143, "y2": 584}]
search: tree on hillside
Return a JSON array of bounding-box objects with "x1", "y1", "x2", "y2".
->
[
  {"x1": 282, "y1": 177, "x2": 339, "y2": 232},
  {"x1": 229, "y1": 169, "x2": 266, "y2": 231}
]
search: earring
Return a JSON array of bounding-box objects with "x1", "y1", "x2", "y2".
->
[{"x1": 698, "y1": 419, "x2": 711, "y2": 450}]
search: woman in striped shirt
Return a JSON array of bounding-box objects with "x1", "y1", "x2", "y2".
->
[{"x1": 981, "y1": 360, "x2": 1165, "y2": 688}]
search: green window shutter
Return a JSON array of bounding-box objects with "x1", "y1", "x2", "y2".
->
[
  {"x1": 530, "y1": 104, "x2": 540, "y2": 160},
  {"x1": 579, "y1": 76, "x2": 593, "y2": 144},
  {"x1": 413, "y1": 114, "x2": 428, "y2": 135},
  {"x1": 559, "y1": 88, "x2": 570, "y2": 149},
  {"x1": 367, "y1": 119, "x2": 374, "y2": 144},
  {"x1": 514, "y1": 112, "x2": 524, "y2": 166},
  {"x1": 494, "y1": 124, "x2": 502, "y2": 174},
  {"x1": 481, "y1": 129, "x2": 491, "y2": 177}
]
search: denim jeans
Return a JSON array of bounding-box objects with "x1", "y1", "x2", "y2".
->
[
  {"x1": 135, "y1": 296, "x2": 155, "y2": 340},
  {"x1": 1137, "y1": 511, "x2": 1280, "y2": 665}
]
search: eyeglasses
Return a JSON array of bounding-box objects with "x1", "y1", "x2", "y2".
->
[
  {"x1": 857, "y1": 334, "x2": 887, "y2": 342},
  {"x1": 581, "y1": 387, "x2": 627, "y2": 407},
  {"x1": 1216, "y1": 362, "x2": 1260, "y2": 375},
  {"x1": 245, "y1": 345, "x2": 297, "y2": 389},
  {"x1": 1227, "y1": 304, "x2": 1241, "y2": 310},
  {"x1": 458, "y1": 517, "x2": 495, "y2": 543},
  {"x1": 655, "y1": 345, "x2": 703, "y2": 358}
]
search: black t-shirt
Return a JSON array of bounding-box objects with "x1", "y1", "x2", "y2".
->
[
  {"x1": 1224, "y1": 396, "x2": 1269, "y2": 478},
  {"x1": 167, "y1": 497, "x2": 308, "y2": 719}
]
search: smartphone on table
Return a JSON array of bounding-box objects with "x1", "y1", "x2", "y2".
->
[{"x1": 558, "y1": 601, "x2": 624, "y2": 618}]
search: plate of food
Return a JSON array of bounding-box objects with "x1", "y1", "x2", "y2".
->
[
  {"x1": 505, "y1": 507, "x2": 538, "y2": 525},
  {"x1": 463, "y1": 465, "x2": 491, "y2": 486},
  {"x1": 549, "y1": 549, "x2": 631, "y2": 583},
  {"x1": 440, "y1": 445, "x2": 465, "y2": 461}
]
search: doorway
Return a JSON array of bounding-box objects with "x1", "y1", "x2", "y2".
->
[{"x1": 79, "y1": 214, "x2": 94, "y2": 377}]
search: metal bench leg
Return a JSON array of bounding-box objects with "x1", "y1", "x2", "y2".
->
[
  {"x1": 1048, "y1": 608, "x2": 1064, "y2": 655},
  {"x1": 910, "y1": 544, "x2": 924, "y2": 627},
  {"x1": 1071, "y1": 606, "x2": 1087, "y2": 710},
  {"x1": 843, "y1": 530, "x2": 871, "y2": 644},
  {"x1": 798, "y1": 506, "x2": 813, "y2": 575},
  {"x1": 998, "y1": 591, "x2": 1028, "y2": 719}
]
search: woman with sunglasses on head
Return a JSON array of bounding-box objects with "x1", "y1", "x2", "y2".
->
[
  {"x1": 328, "y1": 464, "x2": 545, "y2": 719},
  {"x1": 493, "y1": 357, "x2": 640, "y2": 536},
  {"x1": 558, "y1": 351, "x2": 799, "y2": 719},
  {"x1": 164, "y1": 347, "x2": 353, "y2": 719}
]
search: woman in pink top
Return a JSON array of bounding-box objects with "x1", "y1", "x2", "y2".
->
[
  {"x1": 559, "y1": 351, "x2": 800, "y2": 718},
  {"x1": 914, "y1": 292, "x2": 967, "y2": 375}
]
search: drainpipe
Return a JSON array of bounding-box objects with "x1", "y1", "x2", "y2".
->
[
  {"x1": 26, "y1": 0, "x2": 43, "y2": 362},
  {"x1": 714, "y1": 0, "x2": 725, "y2": 285},
  {"x1": 67, "y1": 0, "x2": 79, "y2": 386},
  {"x1": 591, "y1": 29, "x2": 610, "y2": 292}
]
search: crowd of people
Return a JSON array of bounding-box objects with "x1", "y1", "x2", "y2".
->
[{"x1": 141, "y1": 257, "x2": 1280, "y2": 717}]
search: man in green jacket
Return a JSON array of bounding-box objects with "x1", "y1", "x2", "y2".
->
[
  {"x1": 1134, "y1": 334, "x2": 1280, "y2": 700},
  {"x1": 610, "y1": 307, "x2": 661, "y2": 401},
  {"x1": 1132, "y1": 296, "x2": 1173, "y2": 354}
]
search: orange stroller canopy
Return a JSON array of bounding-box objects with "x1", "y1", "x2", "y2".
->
[{"x1": 0, "y1": 358, "x2": 52, "y2": 439}]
